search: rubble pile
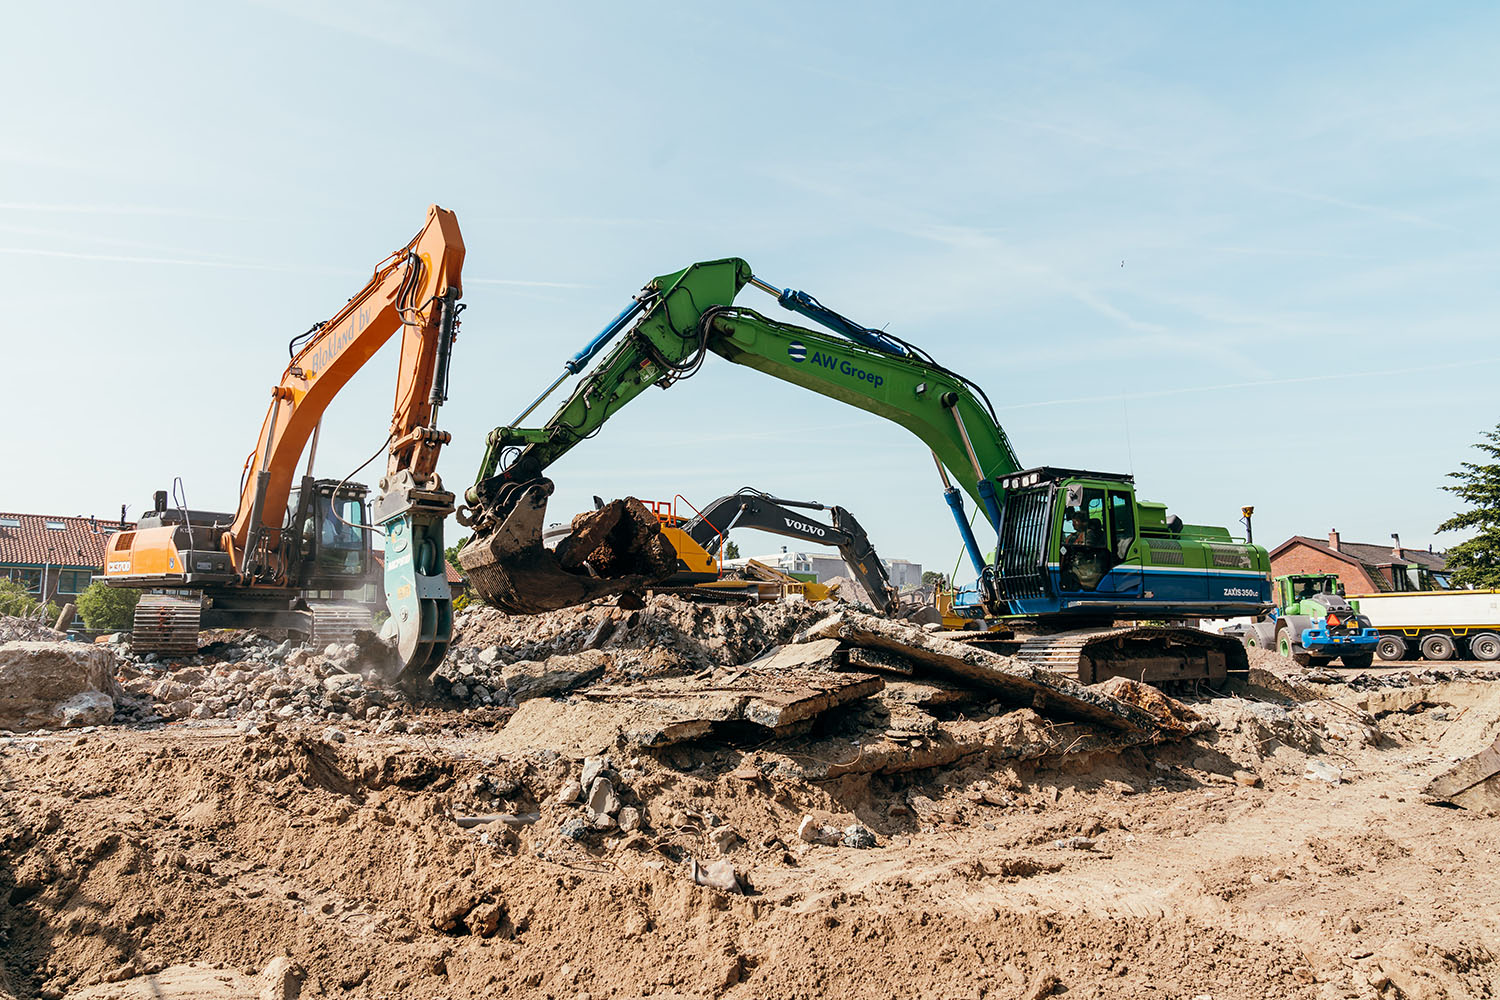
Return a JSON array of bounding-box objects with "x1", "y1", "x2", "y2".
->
[
  {"x1": 109, "y1": 630, "x2": 443, "y2": 732},
  {"x1": 0, "y1": 614, "x2": 64, "y2": 644}
]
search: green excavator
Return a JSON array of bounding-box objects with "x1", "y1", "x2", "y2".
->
[{"x1": 457, "y1": 258, "x2": 1270, "y2": 684}]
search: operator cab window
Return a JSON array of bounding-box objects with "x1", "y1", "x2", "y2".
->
[
  {"x1": 1107, "y1": 491, "x2": 1135, "y2": 563},
  {"x1": 317, "y1": 495, "x2": 367, "y2": 576},
  {"x1": 1061, "y1": 486, "x2": 1109, "y2": 591}
]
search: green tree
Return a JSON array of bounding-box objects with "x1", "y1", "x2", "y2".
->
[
  {"x1": 1437, "y1": 423, "x2": 1500, "y2": 590},
  {"x1": 445, "y1": 535, "x2": 470, "y2": 578},
  {"x1": 76, "y1": 581, "x2": 141, "y2": 631},
  {"x1": 722, "y1": 540, "x2": 741, "y2": 560},
  {"x1": 921, "y1": 570, "x2": 949, "y2": 589},
  {"x1": 0, "y1": 578, "x2": 61, "y2": 623}
]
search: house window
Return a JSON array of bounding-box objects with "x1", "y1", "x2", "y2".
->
[
  {"x1": 45, "y1": 521, "x2": 65, "y2": 530},
  {"x1": 2, "y1": 568, "x2": 43, "y2": 592},
  {"x1": 58, "y1": 570, "x2": 93, "y2": 595},
  {"x1": 0, "y1": 517, "x2": 19, "y2": 527}
]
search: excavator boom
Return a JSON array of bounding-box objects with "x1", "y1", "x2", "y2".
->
[
  {"x1": 105, "y1": 206, "x2": 466, "y2": 676},
  {"x1": 676, "y1": 490, "x2": 900, "y2": 615}
]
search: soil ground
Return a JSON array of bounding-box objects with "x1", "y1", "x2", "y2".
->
[{"x1": 1, "y1": 624, "x2": 1497, "y2": 999}]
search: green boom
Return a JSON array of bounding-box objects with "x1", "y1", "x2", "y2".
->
[{"x1": 468, "y1": 258, "x2": 1021, "y2": 522}]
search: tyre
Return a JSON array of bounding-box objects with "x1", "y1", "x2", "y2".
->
[
  {"x1": 1468, "y1": 632, "x2": 1500, "y2": 662},
  {"x1": 1243, "y1": 626, "x2": 1262, "y2": 650},
  {"x1": 1375, "y1": 635, "x2": 1407, "y2": 661},
  {"x1": 1341, "y1": 653, "x2": 1374, "y2": 669},
  {"x1": 1276, "y1": 624, "x2": 1312, "y2": 667},
  {"x1": 1420, "y1": 633, "x2": 1456, "y2": 661}
]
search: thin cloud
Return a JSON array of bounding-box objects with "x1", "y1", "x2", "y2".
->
[
  {"x1": 0, "y1": 201, "x2": 248, "y2": 221},
  {"x1": 998, "y1": 356, "x2": 1500, "y2": 411},
  {"x1": 465, "y1": 277, "x2": 593, "y2": 289}
]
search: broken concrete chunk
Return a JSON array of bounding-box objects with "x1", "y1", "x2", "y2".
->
[
  {"x1": 841, "y1": 824, "x2": 876, "y2": 849},
  {"x1": 556, "y1": 780, "x2": 582, "y2": 805},
  {"x1": 690, "y1": 858, "x2": 744, "y2": 894},
  {"x1": 1423, "y1": 734, "x2": 1500, "y2": 810},
  {"x1": 502, "y1": 649, "x2": 608, "y2": 703},
  {"x1": 617, "y1": 806, "x2": 642, "y2": 833},
  {"x1": 586, "y1": 776, "x2": 622, "y2": 818},
  {"x1": 1304, "y1": 759, "x2": 1343, "y2": 784},
  {"x1": 0, "y1": 641, "x2": 120, "y2": 731},
  {"x1": 742, "y1": 638, "x2": 842, "y2": 673},
  {"x1": 797, "y1": 815, "x2": 841, "y2": 846},
  {"x1": 795, "y1": 611, "x2": 1175, "y2": 735}
]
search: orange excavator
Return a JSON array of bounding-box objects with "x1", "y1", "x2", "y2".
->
[{"x1": 103, "y1": 205, "x2": 465, "y2": 676}]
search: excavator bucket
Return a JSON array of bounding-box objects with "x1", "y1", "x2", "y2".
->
[{"x1": 458, "y1": 485, "x2": 678, "y2": 614}]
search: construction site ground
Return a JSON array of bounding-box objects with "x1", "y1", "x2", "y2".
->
[{"x1": 2, "y1": 600, "x2": 1498, "y2": 1000}]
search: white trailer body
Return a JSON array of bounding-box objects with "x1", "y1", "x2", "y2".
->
[{"x1": 1349, "y1": 590, "x2": 1500, "y2": 662}]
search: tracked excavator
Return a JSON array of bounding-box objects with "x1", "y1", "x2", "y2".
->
[
  {"x1": 104, "y1": 206, "x2": 465, "y2": 676},
  {"x1": 457, "y1": 257, "x2": 1271, "y2": 685},
  {"x1": 654, "y1": 489, "x2": 899, "y2": 614}
]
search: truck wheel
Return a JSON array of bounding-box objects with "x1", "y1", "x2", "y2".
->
[
  {"x1": 1276, "y1": 624, "x2": 1311, "y2": 667},
  {"x1": 1420, "y1": 633, "x2": 1456, "y2": 661},
  {"x1": 1341, "y1": 653, "x2": 1374, "y2": 669},
  {"x1": 1468, "y1": 632, "x2": 1500, "y2": 662},
  {"x1": 1243, "y1": 627, "x2": 1261, "y2": 650},
  {"x1": 1375, "y1": 635, "x2": 1407, "y2": 661}
]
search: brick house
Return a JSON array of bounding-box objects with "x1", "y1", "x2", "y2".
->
[
  {"x1": 1268, "y1": 530, "x2": 1452, "y2": 595},
  {"x1": 0, "y1": 511, "x2": 133, "y2": 617}
]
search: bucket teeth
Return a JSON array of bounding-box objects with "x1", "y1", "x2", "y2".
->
[{"x1": 459, "y1": 488, "x2": 676, "y2": 614}]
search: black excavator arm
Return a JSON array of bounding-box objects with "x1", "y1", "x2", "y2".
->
[{"x1": 678, "y1": 490, "x2": 900, "y2": 615}]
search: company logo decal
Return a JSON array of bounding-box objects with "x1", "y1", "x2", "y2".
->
[{"x1": 788, "y1": 341, "x2": 807, "y2": 362}]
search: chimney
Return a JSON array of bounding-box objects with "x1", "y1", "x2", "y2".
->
[
  {"x1": 1328, "y1": 528, "x2": 1340, "y2": 552},
  {"x1": 119, "y1": 504, "x2": 127, "y2": 529},
  {"x1": 1391, "y1": 532, "x2": 1403, "y2": 558}
]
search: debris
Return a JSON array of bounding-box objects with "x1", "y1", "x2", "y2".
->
[
  {"x1": 689, "y1": 857, "x2": 744, "y2": 894},
  {"x1": 1423, "y1": 734, "x2": 1500, "y2": 810},
  {"x1": 796, "y1": 611, "x2": 1189, "y2": 735},
  {"x1": 797, "y1": 815, "x2": 842, "y2": 846},
  {"x1": 617, "y1": 806, "x2": 642, "y2": 833},
  {"x1": 0, "y1": 640, "x2": 120, "y2": 731},
  {"x1": 1051, "y1": 836, "x2": 1097, "y2": 850},
  {"x1": 708, "y1": 826, "x2": 741, "y2": 853},
  {"x1": 1304, "y1": 760, "x2": 1343, "y2": 784},
  {"x1": 556, "y1": 780, "x2": 582, "y2": 805},
  {"x1": 503, "y1": 649, "x2": 609, "y2": 702},
  {"x1": 585, "y1": 776, "x2": 622, "y2": 818},
  {"x1": 257, "y1": 956, "x2": 304, "y2": 1000},
  {"x1": 841, "y1": 824, "x2": 876, "y2": 849},
  {"x1": 1233, "y1": 770, "x2": 1262, "y2": 788}
]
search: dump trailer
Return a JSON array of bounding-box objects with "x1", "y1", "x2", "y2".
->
[
  {"x1": 1349, "y1": 590, "x2": 1500, "y2": 662},
  {"x1": 1237, "y1": 574, "x2": 1380, "y2": 668},
  {"x1": 456, "y1": 258, "x2": 1270, "y2": 686}
]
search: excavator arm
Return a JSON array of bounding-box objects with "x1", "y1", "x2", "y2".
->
[
  {"x1": 232, "y1": 204, "x2": 465, "y2": 672},
  {"x1": 678, "y1": 490, "x2": 900, "y2": 615},
  {"x1": 460, "y1": 257, "x2": 1021, "y2": 613}
]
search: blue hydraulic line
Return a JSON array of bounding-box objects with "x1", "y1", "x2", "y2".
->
[
  {"x1": 944, "y1": 486, "x2": 989, "y2": 579},
  {"x1": 746, "y1": 276, "x2": 909, "y2": 357},
  {"x1": 567, "y1": 296, "x2": 648, "y2": 374},
  {"x1": 510, "y1": 295, "x2": 650, "y2": 426},
  {"x1": 933, "y1": 452, "x2": 987, "y2": 578},
  {"x1": 976, "y1": 478, "x2": 1003, "y2": 533}
]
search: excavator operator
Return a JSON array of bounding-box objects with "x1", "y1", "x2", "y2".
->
[{"x1": 1063, "y1": 510, "x2": 1108, "y2": 591}]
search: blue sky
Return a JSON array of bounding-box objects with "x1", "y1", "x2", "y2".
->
[{"x1": 3, "y1": 2, "x2": 1497, "y2": 579}]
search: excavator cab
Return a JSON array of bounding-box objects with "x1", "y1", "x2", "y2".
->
[{"x1": 288, "y1": 478, "x2": 374, "y2": 591}]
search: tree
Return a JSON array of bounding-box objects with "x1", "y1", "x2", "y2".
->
[
  {"x1": 921, "y1": 570, "x2": 949, "y2": 589},
  {"x1": 0, "y1": 579, "x2": 61, "y2": 623},
  {"x1": 723, "y1": 540, "x2": 741, "y2": 560},
  {"x1": 76, "y1": 581, "x2": 141, "y2": 631},
  {"x1": 445, "y1": 536, "x2": 470, "y2": 578},
  {"x1": 1437, "y1": 423, "x2": 1500, "y2": 590}
]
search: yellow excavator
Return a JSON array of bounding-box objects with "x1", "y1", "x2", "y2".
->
[{"x1": 637, "y1": 489, "x2": 899, "y2": 612}]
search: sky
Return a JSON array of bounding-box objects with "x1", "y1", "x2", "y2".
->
[{"x1": 2, "y1": 1, "x2": 1497, "y2": 581}]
